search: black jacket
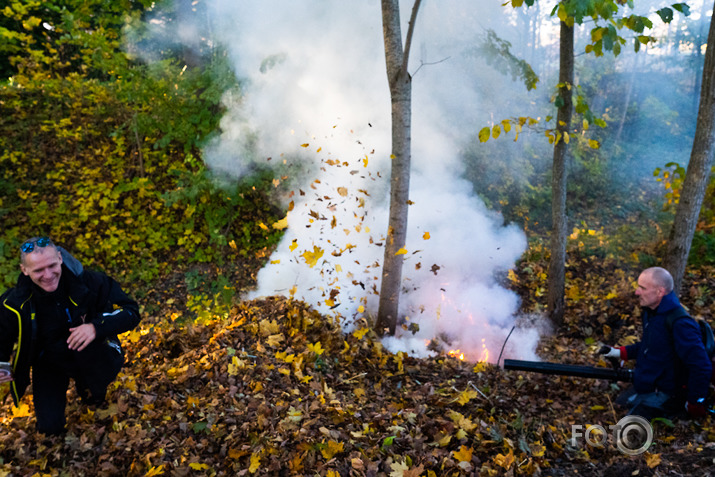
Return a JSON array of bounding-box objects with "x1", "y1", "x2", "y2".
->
[{"x1": 0, "y1": 248, "x2": 140, "y2": 405}]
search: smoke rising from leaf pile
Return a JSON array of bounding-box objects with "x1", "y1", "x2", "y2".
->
[{"x1": 167, "y1": 0, "x2": 542, "y2": 361}]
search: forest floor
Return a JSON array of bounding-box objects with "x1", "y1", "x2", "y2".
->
[{"x1": 1, "y1": 249, "x2": 715, "y2": 476}]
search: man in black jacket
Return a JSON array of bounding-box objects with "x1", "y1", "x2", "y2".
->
[{"x1": 0, "y1": 237, "x2": 140, "y2": 435}]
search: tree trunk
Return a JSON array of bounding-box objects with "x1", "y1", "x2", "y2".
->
[
  {"x1": 663, "y1": 3, "x2": 715, "y2": 294},
  {"x1": 547, "y1": 21, "x2": 574, "y2": 327},
  {"x1": 376, "y1": 0, "x2": 421, "y2": 335}
]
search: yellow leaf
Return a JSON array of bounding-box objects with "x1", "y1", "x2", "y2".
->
[
  {"x1": 189, "y1": 463, "x2": 209, "y2": 470},
  {"x1": 453, "y1": 445, "x2": 473, "y2": 462},
  {"x1": 423, "y1": 232, "x2": 430, "y2": 240},
  {"x1": 227, "y1": 356, "x2": 246, "y2": 376},
  {"x1": 492, "y1": 124, "x2": 501, "y2": 139},
  {"x1": 145, "y1": 465, "x2": 165, "y2": 476},
  {"x1": 531, "y1": 443, "x2": 546, "y2": 457},
  {"x1": 473, "y1": 361, "x2": 487, "y2": 373},
  {"x1": 272, "y1": 215, "x2": 289, "y2": 230},
  {"x1": 337, "y1": 187, "x2": 348, "y2": 197},
  {"x1": 249, "y1": 453, "x2": 261, "y2": 473},
  {"x1": 456, "y1": 389, "x2": 478, "y2": 405},
  {"x1": 308, "y1": 342, "x2": 325, "y2": 355},
  {"x1": 354, "y1": 327, "x2": 369, "y2": 339},
  {"x1": 363, "y1": 156, "x2": 369, "y2": 167},
  {"x1": 588, "y1": 139, "x2": 600, "y2": 149},
  {"x1": 300, "y1": 143, "x2": 309, "y2": 148},
  {"x1": 302, "y1": 246, "x2": 324, "y2": 268},
  {"x1": 493, "y1": 449, "x2": 515, "y2": 470},
  {"x1": 266, "y1": 334, "x2": 284, "y2": 347},
  {"x1": 289, "y1": 240, "x2": 298, "y2": 251},
  {"x1": 357, "y1": 305, "x2": 365, "y2": 314},
  {"x1": 258, "y1": 222, "x2": 268, "y2": 231},
  {"x1": 321, "y1": 440, "x2": 345, "y2": 459},
  {"x1": 507, "y1": 269, "x2": 518, "y2": 283},
  {"x1": 590, "y1": 405, "x2": 605, "y2": 411},
  {"x1": 12, "y1": 403, "x2": 31, "y2": 418},
  {"x1": 478, "y1": 127, "x2": 491, "y2": 143},
  {"x1": 270, "y1": 259, "x2": 280, "y2": 264},
  {"x1": 335, "y1": 264, "x2": 342, "y2": 272},
  {"x1": 229, "y1": 240, "x2": 237, "y2": 250},
  {"x1": 645, "y1": 452, "x2": 661, "y2": 469},
  {"x1": 395, "y1": 248, "x2": 407, "y2": 256},
  {"x1": 437, "y1": 434, "x2": 452, "y2": 447},
  {"x1": 389, "y1": 460, "x2": 410, "y2": 477}
]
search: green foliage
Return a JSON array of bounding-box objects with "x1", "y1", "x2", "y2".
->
[
  {"x1": 471, "y1": 29, "x2": 539, "y2": 91},
  {"x1": 0, "y1": 0, "x2": 284, "y2": 293},
  {"x1": 688, "y1": 230, "x2": 715, "y2": 267}
]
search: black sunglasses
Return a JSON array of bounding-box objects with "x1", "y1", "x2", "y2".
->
[{"x1": 20, "y1": 237, "x2": 52, "y2": 253}]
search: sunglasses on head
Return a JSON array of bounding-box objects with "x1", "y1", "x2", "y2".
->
[{"x1": 21, "y1": 237, "x2": 52, "y2": 253}]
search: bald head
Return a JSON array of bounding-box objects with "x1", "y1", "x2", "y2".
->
[
  {"x1": 635, "y1": 267, "x2": 673, "y2": 310},
  {"x1": 642, "y1": 267, "x2": 674, "y2": 293}
]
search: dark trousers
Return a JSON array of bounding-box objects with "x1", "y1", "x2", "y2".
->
[
  {"x1": 615, "y1": 386, "x2": 681, "y2": 420},
  {"x1": 32, "y1": 338, "x2": 124, "y2": 435}
]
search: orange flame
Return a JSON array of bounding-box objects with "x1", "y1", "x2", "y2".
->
[{"x1": 448, "y1": 349, "x2": 465, "y2": 361}]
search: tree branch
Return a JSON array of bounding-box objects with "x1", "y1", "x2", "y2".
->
[{"x1": 401, "y1": 0, "x2": 423, "y2": 78}]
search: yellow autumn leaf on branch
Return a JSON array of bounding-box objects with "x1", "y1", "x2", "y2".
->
[{"x1": 301, "y1": 246, "x2": 324, "y2": 267}]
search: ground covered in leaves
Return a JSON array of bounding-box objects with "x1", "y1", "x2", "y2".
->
[{"x1": 2, "y1": 274, "x2": 715, "y2": 476}]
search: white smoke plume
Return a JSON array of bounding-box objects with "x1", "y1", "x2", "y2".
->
[{"x1": 166, "y1": 0, "x2": 542, "y2": 362}]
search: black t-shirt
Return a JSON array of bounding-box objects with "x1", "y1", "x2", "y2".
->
[{"x1": 32, "y1": 276, "x2": 73, "y2": 359}]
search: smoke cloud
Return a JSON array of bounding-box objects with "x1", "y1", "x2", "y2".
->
[{"x1": 158, "y1": 0, "x2": 542, "y2": 362}]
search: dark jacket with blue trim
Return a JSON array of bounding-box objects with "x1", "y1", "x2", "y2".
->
[
  {"x1": 0, "y1": 248, "x2": 140, "y2": 405},
  {"x1": 624, "y1": 291, "x2": 712, "y2": 404}
]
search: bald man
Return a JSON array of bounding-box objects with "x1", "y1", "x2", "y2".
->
[{"x1": 601, "y1": 267, "x2": 712, "y2": 419}]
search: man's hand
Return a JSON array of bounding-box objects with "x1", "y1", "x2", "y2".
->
[
  {"x1": 685, "y1": 399, "x2": 709, "y2": 418},
  {"x1": 68, "y1": 323, "x2": 97, "y2": 352},
  {"x1": 598, "y1": 345, "x2": 623, "y2": 359}
]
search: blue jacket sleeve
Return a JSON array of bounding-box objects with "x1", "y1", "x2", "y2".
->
[
  {"x1": 672, "y1": 319, "x2": 712, "y2": 403},
  {"x1": 624, "y1": 341, "x2": 641, "y2": 361}
]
